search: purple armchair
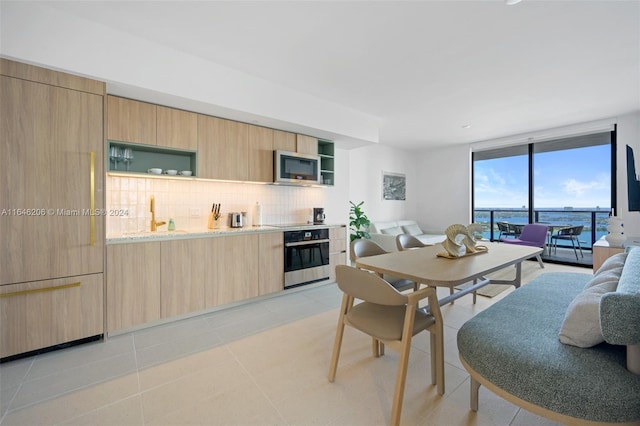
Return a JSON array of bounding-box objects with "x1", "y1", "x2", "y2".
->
[{"x1": 499, "y1": 224, "x2": 548, "y2": 268}]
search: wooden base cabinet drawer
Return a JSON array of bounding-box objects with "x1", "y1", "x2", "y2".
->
[{"x1": 0, "y1": 274, "x2": 104, "y2": 358}]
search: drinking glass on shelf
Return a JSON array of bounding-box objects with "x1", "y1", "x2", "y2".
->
[
  {"x1": 109, "y1": 146, "x2": 122, "y2": 170},
  {"x1": 122, "y1": 148, "x2": 134, "y2": 171}
]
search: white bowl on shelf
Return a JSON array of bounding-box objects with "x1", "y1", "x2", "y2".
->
[
  {"x1": 179, "y1": 170, "x2": 192, "y2": 176},
  {"x1": 147, "y1": 168, "x2": 162, "y2": 175},
  {"x1": 165, "y1": 169, "x2": 178, "y2": 175}
]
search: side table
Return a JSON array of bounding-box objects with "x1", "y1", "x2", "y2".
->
[{"x1": 592, "y1": 236, "x2": 640, "y2": 272}]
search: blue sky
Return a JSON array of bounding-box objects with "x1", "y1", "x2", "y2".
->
[{"x1": 474, "y1": 145, "x2": 611, "y2": 209}]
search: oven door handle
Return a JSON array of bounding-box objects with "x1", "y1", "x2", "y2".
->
[{"x1": 285, "y1": 239, "x2": 330, "y2": 248}]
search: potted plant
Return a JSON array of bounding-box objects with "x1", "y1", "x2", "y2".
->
[{"x1": 349, "y1": 201, "x2": 371, "y2": 242}]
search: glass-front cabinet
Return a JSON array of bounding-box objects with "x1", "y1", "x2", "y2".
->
[{"x1": 107, "y1": 141, "x2": 197, "y2": 177}]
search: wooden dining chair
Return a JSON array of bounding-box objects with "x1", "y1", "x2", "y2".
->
[
  {"x1": 351, "y1": 239, "x2": 416, "y2": 291},
  {"x1": 395, "y1": 233, "x2": 426, "y2": 251},
  {"x1": 328, "y1": 265, "x2": 444, "y2": 426}
]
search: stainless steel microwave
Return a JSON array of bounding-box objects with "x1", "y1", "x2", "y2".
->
[{"x1": 274, "y1": 150, "x2": 321, "y2": 185}]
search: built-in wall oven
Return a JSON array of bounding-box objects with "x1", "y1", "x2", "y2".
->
[{"x1": 284, "y1": 228, "x2": 330, "y2": 288}]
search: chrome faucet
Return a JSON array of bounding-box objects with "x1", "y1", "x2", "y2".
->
[{"x1": 150, "y1": 195, "x2": 166, "y2": 231}]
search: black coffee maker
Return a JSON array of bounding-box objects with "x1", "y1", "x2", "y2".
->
[{"x1": 313, "y1": 207, "x2": 325, "y2": 224}]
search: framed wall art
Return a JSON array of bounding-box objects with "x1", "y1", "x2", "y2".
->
[{"x1": 382, "y1": 171, "x2": 406, "y2": 200}]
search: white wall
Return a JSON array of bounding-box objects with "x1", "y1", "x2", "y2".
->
[
  {"x1": 615, "y1": 111, "x2": 640, "y2": 237},
  {"x1": 347, "y1": 144, "x2": 419, "y2": 229}
]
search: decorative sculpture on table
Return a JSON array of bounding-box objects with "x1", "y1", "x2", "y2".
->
[{"x1": 439, "y1": 224, "x2": 488, "y2": 258}]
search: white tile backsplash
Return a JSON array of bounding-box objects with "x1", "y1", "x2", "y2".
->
[{"x1": 106, "y1": 176, "x2": 326, "y2": 235}]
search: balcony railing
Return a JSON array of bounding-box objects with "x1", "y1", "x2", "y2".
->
[{"x1": 473, "y1": 208, "x2": 611, "y2": 250}]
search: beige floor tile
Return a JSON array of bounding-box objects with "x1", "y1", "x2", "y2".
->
[
  {"x1": 137, "y1": 345, "x2": 234, "y2": 392},
  {"x1": 511, "y1": 407, "x2": 562, "y2": 425},
  {"x1": 9, "y1": 353, "x2": 137, "y2": 411},
  {"x1": 146, "y1": 381, "x2": 284, "y2": 426},
  {"x1": 58, "y1": 395, "x2": 144, "y2": 426},
  {"x1": 422, "y1": 377, "x2": 520, "y2": 426},
  {"x1": 0, "y1": 374, "x2": 139, "y2": 426},
  {"x1": 140, "y1": 357, "x2": 253, "y2": 423}
]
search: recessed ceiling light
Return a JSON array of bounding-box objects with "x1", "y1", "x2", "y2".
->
[{"x1": 505, "y1": 0, "x2": 523, "y2": 5}]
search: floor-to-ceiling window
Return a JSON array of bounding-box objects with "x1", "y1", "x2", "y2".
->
[{"x1": 472, "y1": 131, "x2": 615, "y2": 267}]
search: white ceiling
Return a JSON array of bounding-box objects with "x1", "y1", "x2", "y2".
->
[{"x1": 42, "y1": 1, "x2": 640, "y2": 150}]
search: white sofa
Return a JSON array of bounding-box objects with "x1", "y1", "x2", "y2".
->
[{"x1": 368, "y1": 220, "x2": 445, "y2": 252}]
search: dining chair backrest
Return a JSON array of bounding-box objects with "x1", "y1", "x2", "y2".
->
[
  {"x1": 350, "y1": 238, "x2": 387, "y2": 262},
  {"x1": 336, "y1": 265, "x2": 408, "y2": 306},
  {"x1": 396, "y1": 233, "x2": 425, "y2": 251},
  {"x1": 517, "y1": 224, "x2": 549, "y2": 246},
  {"x1": 558, "y1": 225, "x2": 584, "y2": 236}
]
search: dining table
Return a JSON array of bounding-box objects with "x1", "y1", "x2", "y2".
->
[{"x1": 355, "y1": 242, "x2": 543, "y2": 306}]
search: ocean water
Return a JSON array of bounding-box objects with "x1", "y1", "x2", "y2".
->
[{"x1": 473, "y1": 208, "x2": 613, "y2": 248}]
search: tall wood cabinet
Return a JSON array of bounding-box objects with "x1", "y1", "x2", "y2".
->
[{"x1": 0, "y1": 59, "x2": 105, "y2": 358}]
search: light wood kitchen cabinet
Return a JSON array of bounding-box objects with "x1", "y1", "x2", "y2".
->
[
  {"x1": 296, "y1": 134, "x2": 318, "y2": 155},
  {"x1": 156, "y1": 105, "x2": 198, "y2": 150},
  {"x1": 329, "y1": 226, "x2": 347, "y2": 280},
  {"x1": 248, "y1": 125, "x2": 274, "y2": 183},
  {"x1": 161, "y1": 239, "x2": 206, "y2": 317},
  {"x1": 0, "y1": 274, "x2": 103, "y2": 358},
  {"x1": 205, "y1": 234, "x2": 260, "y2": 307},
  {"x1": 1, "y1": 62, "x2": 104, "y2": 286},
  {"x1": 1, "y1": 59, "x2": 105, "y2": 358},
  {"x1": 106, "y1": 242, "x2": 161, "y2": 332},
  {"x1": 273, "y1": 130, "x2": 296, "y2": 152},
  {"x1": 259, "y1": 232, "x2": 284, "y2": 295},
  {"x1": 198, "y1": 115, "x2": 249, "y2": 180},
  {"x1": 107, "y1": 95, "x2": 157, "y2": 145}
]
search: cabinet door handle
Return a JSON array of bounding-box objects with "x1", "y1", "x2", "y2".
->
[
  {"x1": 0, "y1": 282, "x2": 81, "y2": 298},
  {"x1": 90, "y1": 151, "x2": 95, "y2": 246}
]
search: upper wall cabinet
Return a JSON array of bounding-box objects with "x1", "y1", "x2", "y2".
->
[
  {"x1": 107, "y1": 96, "x2": 156, "y2": 146},
  {"x1": 273, "y1": 130, "x2": 296, "y2": 152},
  {"x1": 198, "y1": 115, "x2": 249, "y2": 181},
  {"x1": 248, "y1": 125, "x2": 274, "y2": 183},
  {"x1": 156, "y1": 105, "x2": 198, "y2": 151},
  {"x1": 296, "y1": 134, "x2": 318, "y2": 155},
  {"x1": 107, "y1": 96, "x2": 198, "y2": 151}
]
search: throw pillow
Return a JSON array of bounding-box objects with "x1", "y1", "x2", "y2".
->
[
  {"x1": 380, "y1": 226, "x2": 403, "y2": 236},
  {"x1": 595, "y1": 252, "x2": 628, "y2": 275},
  {"x1": 402, "y1": 223, "x2": 423, "y2": 236},
  {"x1": 559, "y1": 279, "x2": 619, "y2": 348},
  {"x1": 583, "y1": 268, "x2": 623, "y2": 290}
]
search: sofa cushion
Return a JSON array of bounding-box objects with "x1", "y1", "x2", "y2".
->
[
  {"x1": 559, "y1": 278, "x2": 618, "y2": 347},
  {"x1": 402, "y1": 223, "x2": 422, "y2": 236},
  {"x1": 595, "y1": 252, "x2": 628, "y2": 275},
  {"x1": 583, "y1": 268, "x2": 622, "y2": 290},
  {"x1": 380, "y1": 226, "x2": 403, "y2": 236},
  {"x1": 369, "y1": 221, "x2": 398, "y2": 234}
]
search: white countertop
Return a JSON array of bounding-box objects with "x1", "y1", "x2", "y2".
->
[{"x1": 106, "y1": 223, "x2": 345, "y2": 244}]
